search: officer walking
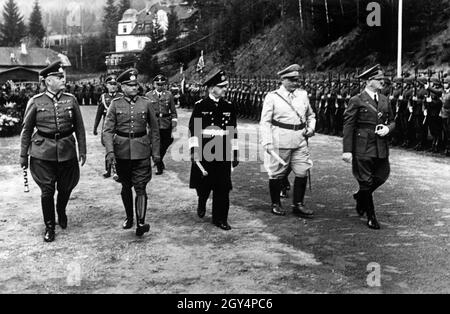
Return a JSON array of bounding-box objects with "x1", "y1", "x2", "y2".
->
[
  {"x1": 188, "y1": 70, "x2": 239, "y2": 231},
  {"x1": 342, "y1": 65, "x2": 395, "y2": 230},
  {"x1": 260, "y1": 64, "x2": 316, "y2": 218},
  {"x1": 103, "y1": 69, "x2": 161, "y2": 237},
  {"x1": 20, "y1": 60, "x2": 87, "y2": 242},
  {"x1": 145, "y1": 75, "x2": 178, "y2": 175},
  {"x1": 93, "y1": 75, "x2": 122, "y2": 178}
]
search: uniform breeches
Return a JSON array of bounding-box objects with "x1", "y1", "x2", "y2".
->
[
  {"x1": 352, "y1": 157, "x2": 390, "y2": 192},
  {"x1": 30, "y1": 157, "x2": 80, "y2": 198},
  {"x1": 116, "y1": 159, "x2": 152, "y2": 196},
  {"x1": 264, "y1": 147, "x2": 312, "y2": 180}
]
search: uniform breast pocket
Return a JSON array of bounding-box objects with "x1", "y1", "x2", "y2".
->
[
  {"x1": 222, "y1": 113, "x2": 231, "y2": 126},
  {"x1": 359, "y1": 108, "x2": 372, "y2": 120},
  {"x1": 117, "y1": 110, "x2": 127, "y2": 123},
  {"x1": 140, "y1": 111, "x2": 147, "y2": 120},
  {"x1": 36, "y1": 107, "x2": 53, "y2": 121}
]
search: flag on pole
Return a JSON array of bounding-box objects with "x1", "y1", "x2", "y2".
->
[{"x1": 196, "y1": 50, "x2": 205, "y2": 74}]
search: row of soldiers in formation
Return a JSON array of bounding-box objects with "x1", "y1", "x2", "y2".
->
[{"x1": 179, "y1": 73, "x2": 450, "y2": 156}]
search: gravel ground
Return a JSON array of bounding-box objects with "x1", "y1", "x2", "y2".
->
[{"x1": 0, "y1": 106, "x2": 449, "y2": 294}]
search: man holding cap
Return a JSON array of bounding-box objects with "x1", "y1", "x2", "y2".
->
[
  {"x1": 103, "y1": 68, "x2": 161, "y2": 237},
  {"x1": 145, "y1": 74, "x2": 178, "y2": 175},
  {"x1": 260, "y1": 64, "x2": 316, "y2": 218},
  {"x1": 94, "y1": 75, "x2": 122, "y2": 178},
  {"x1": 20, "y1": 60, "x2": 87, "y2": 242},
  {"x1": 343, "y1": 64, "x2": 395, "y2": 230},
  {"x1": 188, "y1": 69, "x2": 239, "y2": 231}
]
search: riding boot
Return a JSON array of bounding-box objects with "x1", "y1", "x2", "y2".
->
[
  {"x1": 135, "y1": 195, "x2": 150, "y2": 236},
  {"x1": 42, "y1": 196, "x2": 56, "y2": 242},
  {"x1": 56, "y1": 191, "x2": 70, "y2": 229}
]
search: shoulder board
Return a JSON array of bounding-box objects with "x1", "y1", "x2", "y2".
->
[
  {"x1": 195, "y1": 99, "x2": 203, "y2": 105},
  {"x1": 112, "y1": 96, "x2": 123, "y2": 102},
  {"x1": 30, "y1": 92, "x2": 45, "y2": 100},
  {"x1": 141, "y1": 96, "x2": 150, "y2": 100},
  {"x1": 62, "y1": 92, "x2": 76, "y2": 98}
]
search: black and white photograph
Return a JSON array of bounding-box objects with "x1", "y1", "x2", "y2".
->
[{"x1": 0, "y1": 0, "x2": 449, "y2": 297}]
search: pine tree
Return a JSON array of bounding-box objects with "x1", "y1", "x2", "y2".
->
[
  {"x1": 103, "y1": 0, "x2": 118, "y2": 51},
  {"x1": 0, "y1": 0, "x2": 26, "y2": 46},
  {"x1": 28, "y1": 0, "x2": 46, "y2": 47},
  {"x1": 118, "y1": 0, "x2": 131, "y2": 20},
  {"x1": 166, "y1": 7, "x2": 180, "y2": 46}
]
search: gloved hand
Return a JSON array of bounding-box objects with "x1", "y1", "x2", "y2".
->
[
  {"x1": 342, "y1": 152, "x2": 352, "y2": 163},
  {"x1": 20, "y1": 156, "x2": 28, "y2": 169},
  {"x1": 106, "y1": 152, "x2": 116, "y2": 170},
  {"x1": 304, "y1": 127, "x2": 315, "y2": 138}
]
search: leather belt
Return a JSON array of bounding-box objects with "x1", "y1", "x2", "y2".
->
[
  {"x1": 38, "y1": 130, "x2": 73, "y2": 140},
  {"x1": 115, "y1": 131, "x2": 147, "y2": 138},
  {"x1": 271, "y1": 120, "x2": 306, "y2": 131},
  {"x1": 158, "y1": 113, "x2": 171, "y2": 118}
]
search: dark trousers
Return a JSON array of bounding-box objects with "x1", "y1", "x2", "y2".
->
[
  {"x1": 159, "y1": 129, "x2": 173, "y2": 162},
  {"x1": 30, "y1": 158, "x2": 80, "y2": 224},
  {"x1": 443, "y1": 118, "x2": 450, "y2": 150},
  {"x1": 196, "y1": 186, "x2": 230, "y2": 224},
  {"x1": 352, "y1": 157, "x2": 390, "y2": 192}
]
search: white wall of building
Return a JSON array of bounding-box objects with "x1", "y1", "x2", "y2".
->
[{"x1": 115, "y1": 35, "x2": 151, "y2": 53}]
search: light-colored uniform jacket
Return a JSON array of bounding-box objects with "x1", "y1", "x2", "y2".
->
[{"x1": 260, "y1": 86, "x2": 316, "y2": 149}]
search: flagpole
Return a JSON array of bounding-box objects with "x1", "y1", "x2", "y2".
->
[{"x1": 397, "y1": 0, "x2": 403, "y2": 77}]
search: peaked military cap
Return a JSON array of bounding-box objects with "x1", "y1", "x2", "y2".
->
[
  {"x1": 277, "y1": 64, "x2": 301, "y2": 79},
  {"x1": 358, "y1": 64, "x2": 384, "y2": 81},
  {"x1": 203, "y1": 69, "x2": 228, "y2": 87},
  {"x1": 153, "y1": 74, "x2": 167, "y2": 84},
  {"x1": 105, "y1": 75, "x2": 117, "y2": 84},
  {"x1": 40, "y1": 60, "x2": 65, "y2": 78},
  {"x1": 117, "y1": 68, "x2": 139, "y2": 85}
]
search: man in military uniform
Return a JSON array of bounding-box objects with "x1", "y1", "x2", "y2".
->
[
  {"x1": 423, "y1": 78, "x2": 443, "y2": 153},
  {"x1": 20, "y1": 61, "x2": 87, "y2": 242},
  {"x1": 93, "y1": 75, "x2": 122, "y2": 178},
  {"x1": 103, "y1": 69, "x2": 161, "y2": 237},
  {"x1": 188, "y1": 70, "x2": 239, "y2": 231},
  {"x1": 343, "y1": 65, "x2": 395, "y2": 230},
  {"x1": 260, "y1": 64, "x2": 316, "y2": 218},
  {"x1": 440, "y1": 76, "x2": 450, "y2": 156},
  {"x1": 145, "y1": 74, "x2": 178, "y2": 175}
]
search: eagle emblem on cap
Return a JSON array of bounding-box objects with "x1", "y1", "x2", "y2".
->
[
  {"x1": 221, "y1": 75, "x2": 226, "y2": 81},
  {"x1": 130, "y1": 75, "x2": 136, "y2": 81},
  {"x1": 58, "y1": 67, "x2": 64, "y2": 73}
]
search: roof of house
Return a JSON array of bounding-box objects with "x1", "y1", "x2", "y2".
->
[{"x1": 0, "y1": 47, "x2": 71, "y2": 68}]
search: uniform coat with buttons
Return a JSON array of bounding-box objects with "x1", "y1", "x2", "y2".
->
[
  {"x1": 189, "y1": 96, "x2": 238, "y2": 191},
  {"x1": 103, "y1": 95, "x2": 160, "y2": 161},
  {"x1": 20, "y1": 92, "x2": 86, "y2": 162},
  {"x1": 343, "y1": 90, "x2": 395, "y2": 191},
  {"x1": 145, "y1": 90, "x2": 178, "y2": 130}
]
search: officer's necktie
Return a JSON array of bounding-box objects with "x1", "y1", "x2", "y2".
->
[{"x1": 374, "y1": 93, "x2": 378, "y2": 107}]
